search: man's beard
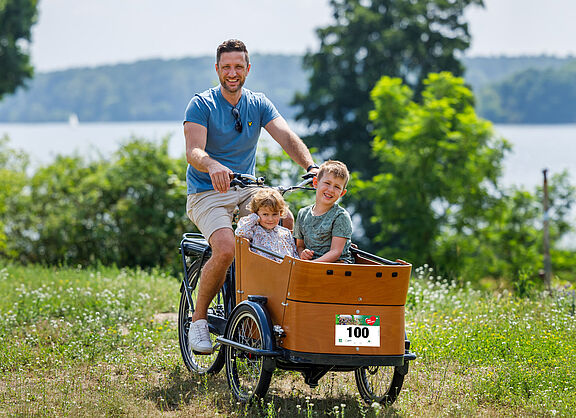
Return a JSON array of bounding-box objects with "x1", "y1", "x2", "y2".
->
[{"x1": 221, "y1": 77, "x2": 245, "y2": 93}]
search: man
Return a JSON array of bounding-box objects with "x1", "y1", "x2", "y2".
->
[{"x1": 184, "y1": 39, "x2": 318, "y2": 353}]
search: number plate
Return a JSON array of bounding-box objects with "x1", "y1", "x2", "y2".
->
[{"x1": 335, "y1": 314, "x2": 380, "y2": 347}]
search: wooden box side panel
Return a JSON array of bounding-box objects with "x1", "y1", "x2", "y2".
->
[
  {"x1": 235, "y1": 237, "x2": 293, "y2": 326},
  {"x1": 287, "y1": 260, "x2": 411, "y2": 306},
  {"x1": 234, "y1": 238, "x2": 242, "y2": 302},
  {"x1": 279, "y1": 302, "x2": 405, "y2": 355}
]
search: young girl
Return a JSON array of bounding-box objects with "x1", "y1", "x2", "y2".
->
[{"x1": 235, "y1": 188, "x2": 299, "y2": 261}]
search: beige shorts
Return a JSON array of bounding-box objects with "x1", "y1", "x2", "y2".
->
[{"x1": 186, "y1": 187, "x2": 258, "y2": 241}]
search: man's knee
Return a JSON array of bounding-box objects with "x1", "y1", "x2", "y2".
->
[
  {"x1": 209, "y1": 228, "x2": 236, "y2": 263},
  {"x1": 282, "y1": 209, "x2": 295, "y2": 231}
]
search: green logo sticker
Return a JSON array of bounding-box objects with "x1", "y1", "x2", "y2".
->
[{"x1": 336, "y1": 314, "x2": 380, "y2": 326}]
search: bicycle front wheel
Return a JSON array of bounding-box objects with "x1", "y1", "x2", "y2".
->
[
  {"x1": 225, "y1": 304, "x2": 273, "y2": 402},
  {"x1": 178, "y1": 257, "x2": 228, "y2": 374}
]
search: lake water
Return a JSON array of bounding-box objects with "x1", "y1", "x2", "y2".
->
[{"x1": 1, "y1": 121, "x2": 575, "y2": 189}]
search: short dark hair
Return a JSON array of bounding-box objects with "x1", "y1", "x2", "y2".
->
[{"x1": 216, "y1": 39, "x2": 249, "y2": 66}]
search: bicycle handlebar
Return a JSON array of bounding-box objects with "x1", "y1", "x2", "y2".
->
[
  {"x1": 229, "y1": 172, "x2": 315, "y2": 195},
  {"x1": 229, "y1": 173, "x2": 266, "y2": 188}
]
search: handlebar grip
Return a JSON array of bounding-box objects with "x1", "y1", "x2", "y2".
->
[
  {"x1": 301, "y1": 172, "x2": 316, "y2": 180},
  {"x1": 230, "y1": 172, "x2": 266, "y2": 187}
]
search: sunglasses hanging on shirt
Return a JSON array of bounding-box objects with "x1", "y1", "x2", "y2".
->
[{"x1": 231, "y1": 107, "x2": 243, "y2": 133}]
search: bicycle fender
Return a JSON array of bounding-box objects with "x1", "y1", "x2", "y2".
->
[{"x1": 226, "y1": 300, "x2": 276, "y2": 353}]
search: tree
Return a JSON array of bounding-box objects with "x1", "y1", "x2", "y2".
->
[
  {"x1": 101, "y1": 138, "x2": 188, "y2": 267},
  {"x1": 357, "y1": 72, "x2": 509, "y2": 266},
  {"x1": 5, "y1": 138, "x2": 190, "y2": 269},
  {"x1": 293, "y1": 0, "x2": 483, "y2": 174},
  {"x1": 477, "y1": 61, "x2": 576, "y2": 123},
  {"x1": 0, "y1": 135, "x2": 28, "y2": 256},
  {"x1": 435, "y1": 172, "x2": 575, "y2": 281},
  {"x1": 0, "y1": 0, "x2": 38, "y2": 100}
]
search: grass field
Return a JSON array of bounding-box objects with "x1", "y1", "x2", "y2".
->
[{"x1": 0, "y1": 263, "x2": 574, "y2": 417}]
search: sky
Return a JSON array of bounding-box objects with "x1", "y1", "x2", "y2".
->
[{"x1": 30, "y1": 0, "x2": 576, "y2": 72}]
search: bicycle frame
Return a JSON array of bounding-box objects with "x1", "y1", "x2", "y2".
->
[{"x1": 179, "y1": 233, "x2": 235, "y2": 335}]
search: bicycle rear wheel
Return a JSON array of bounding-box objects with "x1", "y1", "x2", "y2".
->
[
  {"x1": 355, "y1": 365, "x2": 406, "y2": 405},
  {"x1": 178, "y1": 257, "x2": 228, "y2": 374}
]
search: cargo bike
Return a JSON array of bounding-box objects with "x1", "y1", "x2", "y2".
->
[{"x1": 177, "y1": 173, "x2": 416, "y2": 405}]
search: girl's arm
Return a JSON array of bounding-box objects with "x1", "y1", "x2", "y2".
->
[
  {"x1": 312, "y1": 236, "x2": 347, "y2": 263},
  {"x1": 235, "y1": 213, "x2": 259, "y2": 240},
  {"x1": 286, "y1": 233, "x2": 300, "y2": 259}
]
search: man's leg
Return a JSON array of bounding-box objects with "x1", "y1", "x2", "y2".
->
[
  {"x1": 188, "y1": 228, "x2": 235, "y2": 353},
  {"x1": 282, "y1": 209, "x2": 295, "y2": 231},
  {"x1": 190, "y1": 227, "x2": 235, "y2": 322}
]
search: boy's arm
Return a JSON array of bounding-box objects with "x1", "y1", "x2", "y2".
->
[
  {"x1": 296, "y1": 238, "x2": 314, "y2": 260},
  {"x1": 312, "y1": 236, "x2": 348, "y2": 263}
]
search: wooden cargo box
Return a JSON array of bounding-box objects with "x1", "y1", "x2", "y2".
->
[{"x1": 235, "y1": 237, "x2": 411, "y2": 356}]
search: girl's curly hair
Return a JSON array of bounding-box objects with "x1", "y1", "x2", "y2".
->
[{"x1": 248, "y1": 188, "x2": 288, "y2": 216}]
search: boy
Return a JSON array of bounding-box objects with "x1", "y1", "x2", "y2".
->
[{"x1": 293, "y1": 160, "x2": 354, "y2": 263}]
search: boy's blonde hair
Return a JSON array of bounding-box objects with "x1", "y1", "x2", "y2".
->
[
  {"x1": 317, "y1": 160, "x2": 350, "y2": 187},
  {"x1": 248, "y1": 188, "x2": 288, "y2": 216}
]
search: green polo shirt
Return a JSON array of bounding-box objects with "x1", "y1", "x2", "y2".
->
[{"x1": 293, "y1": 204, "x2": 354, "y2": 263}]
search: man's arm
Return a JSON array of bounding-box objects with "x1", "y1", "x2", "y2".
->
[
  {"x1": 265, "y1": 116, "x2": 316, "y2": 171},
  {"x1": 184, "y1": 121, "x2": 232, "y2": 193}
]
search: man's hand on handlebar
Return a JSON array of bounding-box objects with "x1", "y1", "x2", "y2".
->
[
  {"x1": 229, "y1": 173, "x2": 266, "y2": 188},
  {"x1": 208, "y1": 163, "x2": 233, "y2": 193}
]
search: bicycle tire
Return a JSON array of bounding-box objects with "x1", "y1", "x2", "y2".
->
[
  {"x1": 355, "y1": 364, "x2": 406, "y2": 405},
  {"x1": 178, "y1": 257, "x2": 228, "y2": 374},
  {"x1": 225, "y1": 304, "x2": 273, "y2": 402}
]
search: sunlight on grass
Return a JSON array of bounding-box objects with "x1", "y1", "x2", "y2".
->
[
  {"x1": 407, "y1": 265, "x2": 576, "y2": 416},
  {"x1": 0, "y1": 263, "x2": 574, "y2": 416}
]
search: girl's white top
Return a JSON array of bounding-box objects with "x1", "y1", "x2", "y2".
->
[{"x1": 235, "y1": 213, "x2": 299, "y2": 262}]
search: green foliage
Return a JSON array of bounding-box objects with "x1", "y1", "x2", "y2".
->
[
  {"x1": 3, "y1": 137, "x2": 189, "y2": 268},
  {"x1": 292, "y1": 0, "x2": 484, "y2": 253},
  {"x1": 361, "y1": 72, "x2": 576, "y2": 281},
  {"x1": 435, "y1": 171, "x2": 576, "y2": 281},
  {"x1": 363, "y1": 73, "x2": 576, "y2": 280},
  {"x1": 293, "y1": 0, "x2": 483, "y2": 176},
  {"x1": 0, "y1": 136, "x2": 28, "y2": 256},
  {"x1": 359, "y1": 72, "x2": 509, "y2": 264},
  {"x1": 477, "y1": 60, "x2": 576, "y2": 123},
  {"x1": 0, "y1": 0, "x2": 38, "y2": 99},
  {"x1": 462, "y1": 55, "x2": 573, "y2": 93},
  {"x1": 409, "y1": 270, "x2": 576, "y2": 415},
  {"x1": 0, "y1": 136, "x2": 312, "y2": 269},
  {"x1": 2, "y1": 264, "x2": 575, "y2": 415},
  {"x1": 98, "y1": 139, "x2": 188, "y2": 267}
]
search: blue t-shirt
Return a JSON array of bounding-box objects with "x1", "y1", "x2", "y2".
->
[{"x1": 184, "y1": 86, "x2": 280, "y2": 194}]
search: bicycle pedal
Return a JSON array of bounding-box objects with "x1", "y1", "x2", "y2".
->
[{"x1": 192, "y1": 349, "x2": 214, "y2": 355}]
